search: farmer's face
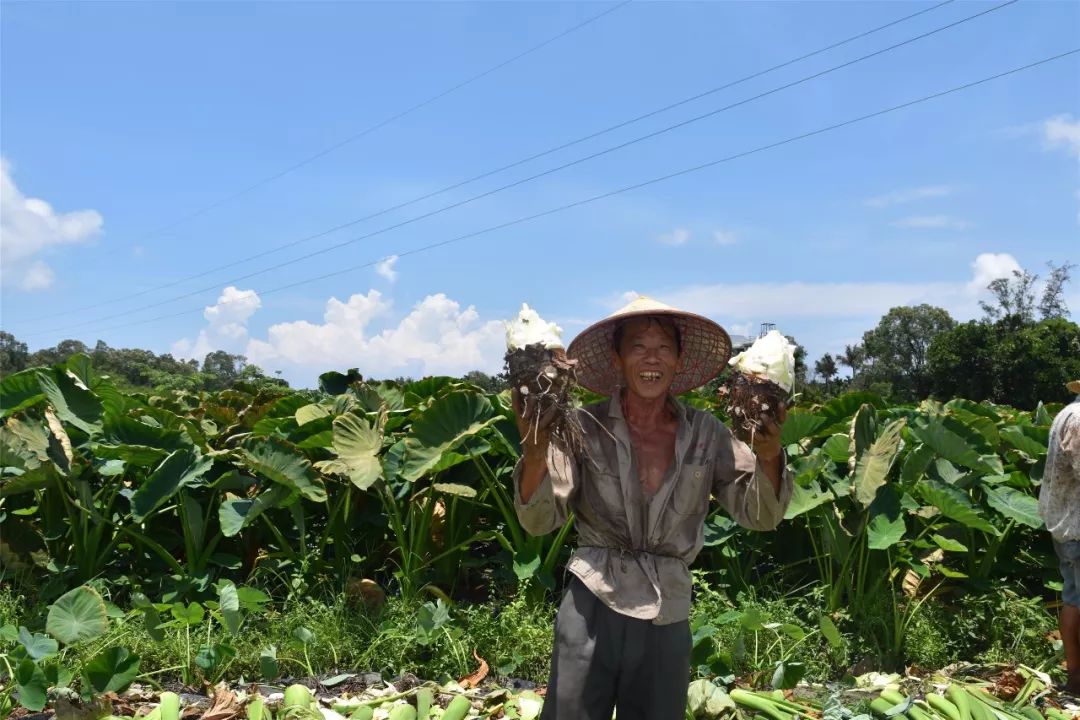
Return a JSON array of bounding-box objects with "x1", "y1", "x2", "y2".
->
[{"x1": 614, "y1": 319, "x2": 682, "y2": 401}]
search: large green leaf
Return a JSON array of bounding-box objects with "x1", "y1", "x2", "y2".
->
[
  {"x1": 404, "y1": 376, "x2": 458, "y2": 403},
  {"x1": 319, "y1": 369, "x2": 364, "y2": 395},
  {"x1": 2, "y1": 416, "x2": 50, "y2": 468},
  {"x1": 1000, "y1": 425, "x2": 1047, "y2": 459},
  {"x1": 848, "y1": 405, "x2": 878, "y2": 469},
  {"x1": 821, "y1": 434, "x2": 850, "y2": 464},
  {"x1": 0, "y1": 368, "x2": 45, "y2": 417},
  {"x1": 217, "y1": 581, "x2": 243, "y2": 636},
  {"x1": 18, "y1": 627, "x2": 58, "y2": 661},
  {"x1": 239, "y1": 438, "x2": 325, "y2": 502},
  {"x1": 15, "y1": 658, "x2": 48, "y2": 711},
  {"x1": 0, "y1": 465, "x2": 58, "y2": 498},
  {"x1": 944, "y1": 398, "x2": 1001, "y2": 420},
  {"x1": 219, "y1": 485, "x2": 294, "y2": 537},
  {"x1": 314, "y1": 413, "x2": 383, "y2": 490},
  {"x1": 867, "y1": 484, "x2": 905, "y2": 550},
  {"x1": 103, "y1": 413, "x2": 189, "y2": 451},
  {"x1": 779, "y1": 411, "x2": 825, "y2": 446},
  {"x1": 939, "y1": 414, "x2": 995, "y2": 456},
  {"x1": 818, "y1": 391, "x2": 887, "y2": 427},
  {"x1": 852, "y1": 418, "x2": 905, "y2": 508},
  {"x1": 783, "y1": 480, "x2": 835, "y2": 519},
  {"x1": 37, "y1": 368, "x2": 103, "y2": 435},
  {"x1": 92, "y1": 442, "x2": 170, "y2": 467},
  {"x1": 917, "y1": 480, "x2": 998, "y2": 536},
  {"x1": 290, "y1": 415, "x2": 335, "y2": 449},
  {"x1": 983, "y1": 485, "x2": 1042, "y2": 529},
  {"x1": 83, "y1": 646, "x2": 141, "y2": 694},
  {"x1": 900, "y1": 443, "x2": 934, "y2": 486},
  {"x1": 400, "y1": 392, "x2": 501, "y2": 482},
  {"x1": 910, "y1": 417, "x2": 1001, "y2": 475},
  {"x1": 946, "y1": 407, "x2": 1000, "y2": 448},
  {"x1": 295, "y1": 403, "x2": 330, "y2": 426},
  {"x1": 47, "y1": 585, "x2": 109, "y2": 645},
  {"x1": 130, "y1": 449, "x2": 212, "y2": 522}
]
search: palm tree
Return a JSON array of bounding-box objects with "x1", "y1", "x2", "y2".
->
[
  {"x1": 839, "y1": 344, "x2": 864, "y2": 383},
  {"x1": 815, "y1": 353, "x2": 838, "y2": 392}
]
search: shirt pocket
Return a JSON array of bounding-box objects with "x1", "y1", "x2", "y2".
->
[{"x1": 672, "y1": 462, "x2": 711, "y2": 516}]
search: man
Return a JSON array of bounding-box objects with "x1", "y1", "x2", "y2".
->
[
  {"x1": 512, "y1": 296, "x2": 792, "y2": 720},
  {"x1": 1040, "y1": 379, "x2": 1080, "y2": 694}
]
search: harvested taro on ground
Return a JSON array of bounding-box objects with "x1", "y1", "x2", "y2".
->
[
  {"x1": 504, "y1": 304, "x2": 584, "y2": 457},
  {"x1": 718, "y1": 330, "x2": 796, "y2": 444}
]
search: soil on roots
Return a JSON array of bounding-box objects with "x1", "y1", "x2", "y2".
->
[
  {"x1": 718, "y1": 372, "x2": 790, "y2": 445},
  {"x1": 504, "y1": 344, "x2": 584, "y2": 458}
]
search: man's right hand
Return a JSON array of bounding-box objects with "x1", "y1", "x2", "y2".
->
[
  {"x1": 511, "y1": 388, "x2": 556, "y2": 502},
  {"x1": 511, "y1": 388, "x2": 558, "y2": 454}
]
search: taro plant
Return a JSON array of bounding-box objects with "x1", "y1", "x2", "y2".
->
[{"x1": 1, "y1": 585, "x2": 140, "y2": 712}]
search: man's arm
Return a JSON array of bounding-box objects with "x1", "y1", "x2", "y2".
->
[
  {"x1": 711, "y1": 410, "x2": 793, "y2": 531},
  {"x1": 512, "y1": 390, "x2": 577, "y2": 535},
  {"x1": 749, "y1": 406, "x2": 786, "y2": 498}
]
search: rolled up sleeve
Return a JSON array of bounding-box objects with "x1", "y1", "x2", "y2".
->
[
  {"x1": 713, "y1": 428, "x2": 793, "y2": 531},
  {"x1": 513, "y1": 443, "x2": 578, "y2": 536}
]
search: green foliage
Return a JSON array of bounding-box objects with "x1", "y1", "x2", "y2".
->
[
  {"x1": 860, "y1": 304, "x2": 956, "y2": 401},
  {"x1": 0, "y1": 351, "x2": 1072, "y2": 709},
  {"x1": 928, "y1": 317, "x2": 1080, "y2": 409}
]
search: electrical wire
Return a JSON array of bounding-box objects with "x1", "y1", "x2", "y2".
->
[{"x1": 24, "y1": 48, "x2": 1077, "y2": 342}]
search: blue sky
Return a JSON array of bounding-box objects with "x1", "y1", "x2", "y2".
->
[{"x1": 2, "y1": 0, "x2": 1078, "y2": 387}]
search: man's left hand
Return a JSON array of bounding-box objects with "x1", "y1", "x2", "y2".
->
[{"x1": 751, "y1": 404, "x2": 787, "y2": 458}]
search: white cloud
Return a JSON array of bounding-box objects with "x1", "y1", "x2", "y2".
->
[
  {"x1": 375, "y1": 255, "x2": 399, "y2": 282},
  {"x1": 967, "y1": 252, "x2": 1023, "y2": 294},
  {"x1": 0, "y1": 158, "x2": 103, "y2": 290},
  {"x1": 173, "y1": 286, "x2": 262, "y2": 361},
  {"x1": 713, "y1": 230, "x2": 738, "y2": 246},
  {"x1": 727, "y1": 322, "x2": 754, "y2": 341},
  {"x1": 892, "y1": 215, "x2": 972, "y2": 230},
  {"x1": 657, "y1": 228, "x2": 690, "y2": 246},
  {"x1": 609, "y1": 252, "x2": 1029, "y2": 331},
  {"x1": 1044, "y1": 114, "x2": 1080, "y2": 159},
  {"x1": 21, "y1": 261, "x2": 55, "y2": 291},
  {"x1": 175, "y1": 287, "x2": 508, "y2": 383},
  {"x1": 236, "y1": 291, "x2": 505, "y2": 384},
  {"x1": 864, "y1": 185, "x2": 952, "y2": 208},
  {"x1": 1042, "y1": 115, "x2": 1080, "y2": 223}
]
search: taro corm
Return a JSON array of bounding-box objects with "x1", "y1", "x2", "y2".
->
[
  {"x1": 504, "y1": 303, "x2": 583, "y2": 457},
  {"x1": 719, "y1": 330, "x2": 796, "y2": 444}
]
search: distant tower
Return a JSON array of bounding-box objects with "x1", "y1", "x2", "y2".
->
[{"x1": 758, "y1": 322, "x2": 776, "y2": 338}]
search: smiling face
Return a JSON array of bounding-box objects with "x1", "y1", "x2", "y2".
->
[{"x1": 613, "y1": 316, "x2": 683, "y2": 400}]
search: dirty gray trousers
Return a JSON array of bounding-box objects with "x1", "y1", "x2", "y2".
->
[{"x1": 540, "y1": 577, "x2": 691, "y2": 720}]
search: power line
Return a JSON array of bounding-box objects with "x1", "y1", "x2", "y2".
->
[
  {"x1": 24, "y1": 0, "x2": 956, "y2": 322},
  {"x1": 120, "y1": 1, "x2": 633, "y2": 243},
  {"x1": 26, "y1": 48, "x2": 1079, "y2": 342},
  {"x1": 20, "y1": 0, "x2": 1013, "y2": 336}
]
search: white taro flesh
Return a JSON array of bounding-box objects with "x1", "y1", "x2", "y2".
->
[
  {"x1": 728, "y1": 330, "x2": 796, "y2": 392},
  {"x1": 720, "y1": 330, "x2": 796, "y2": 443},
  {"x1": 505, "y1": 303, "x2": 565, "y2": 352}
]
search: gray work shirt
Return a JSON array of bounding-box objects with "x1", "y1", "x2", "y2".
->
[
  {"x1": 514, "y1": 395, "x2": 793, "y2": 625},
  {"x1": 1040, "y1": 397, "x2": 1080, "y2": 543}
]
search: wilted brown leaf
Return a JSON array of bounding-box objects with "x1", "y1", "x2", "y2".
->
[{"x1": 459, "y1": 650, "x2": 489, "y2": 689}]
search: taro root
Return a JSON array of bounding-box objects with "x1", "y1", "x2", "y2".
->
[
  {"x1": 718, "y1": 330, "x2": 796, "y2": 444},
  {"x1": 504, "y1": 304, "x2": 584, "y2": 457}
]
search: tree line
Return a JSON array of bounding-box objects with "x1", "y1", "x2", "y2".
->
[
  {"x1": 2, "y1": 261, "x2": 1075, "y2": 407},
  {"x1": 809, "y1": 261, "x2": 1079, "y2": 408}
]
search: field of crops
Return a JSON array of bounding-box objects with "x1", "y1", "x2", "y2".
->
[{"x1": 1, "y1": 354, "x2": 1075, "y2": 718}]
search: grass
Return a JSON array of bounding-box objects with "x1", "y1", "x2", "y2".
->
[{"x1": 0, "y1": 577, "x2": 1057, "y2": 689}]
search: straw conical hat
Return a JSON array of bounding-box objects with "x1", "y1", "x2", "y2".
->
[
  {"x1": 566, "y1": 295, "x2": 731, "y2": 396},
  {"x1": 1068, "y1": 379, "x2": 1080, "y2": 394}
]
